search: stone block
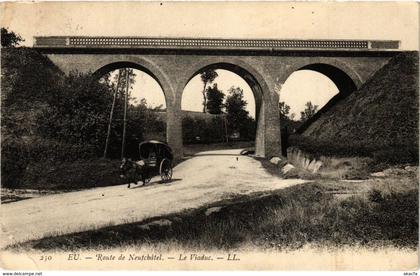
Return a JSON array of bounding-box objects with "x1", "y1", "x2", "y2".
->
[
  {"x1": 281, "y1": 163, "x2": 295, "y2": 174},
  {"x1": 270, "y1": 156, "x2": 282, "y2": 165}
]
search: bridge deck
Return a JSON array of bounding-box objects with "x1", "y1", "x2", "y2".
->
[{"x1": 33, "y1": 36, "x2": 400, "y2": 51}]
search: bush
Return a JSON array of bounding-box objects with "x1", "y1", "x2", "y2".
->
[
  {"x1": 1, "y1": 138, "x2": 29, "y2": 188},
  {"x1": 36, "y1": 71, "x2": 113, "y2": 150},
  {"x1": 1, "y1": 137, "x2": 97, "y2": 188},
  {"x1": 21, "y1": 159, "x2": 124, "y2": 191},
  {"x1": 372, "y1": 147, "x2": 418, "y2": 165},
  {"x1": 182, "y1": 114, "x2": 256, "y2": 145},
  {"x1": 368, "y1": 189, "x2": 384, "y2": 203},
  {"x1": 182, "y1": 116, "x2": 225, "y2": 144},
  {"x1": 29, "y1": 139, "x2": 97, "y2": 162}
]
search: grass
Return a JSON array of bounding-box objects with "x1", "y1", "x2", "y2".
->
[
  {"x1": 11, "y1": 173, "x2": 418, "y2": 252},
  {"x1": 317, "y1": 156, "x2": 373, "y2": 179},
  {"x1": 17, "y1": 159, "x2": 125, "y2": 191}
]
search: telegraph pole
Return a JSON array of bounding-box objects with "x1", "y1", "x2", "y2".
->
[
  {"x1": 121, "y1": 70, "x2": 129, "y2": 159},
  {"x1": 103, "y1": 71, "x2": 121, "y2": 158},
  {"x1": 224, "y1": 114, "x2": 229, "y2": 143}
]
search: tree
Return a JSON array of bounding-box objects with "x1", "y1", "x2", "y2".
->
[
  {"x1": 37, "y1": 71, "x2": 114, "y2": 147},
  {"x1": 225, "y1": 87, "x2": 255, "y2": 139},
  {"x1": 279, "y1": 101, "x2": 291, "y2": 121},
  {"x1": 300, "y1": 101, "x2": 319, "y2": 122},
  {"x1": 225, "y1": 87, "x2": 249, "y2": 126},
  {"x1": 206, "y1": 83, "x2": 225, "y2": 114},
  {"x1": 279, "y1": 101, "x2": 298, "y2": 128},
  {"x1": 200, "y1": 69, "x2": 218, "y2": 113},
  {"x1": 1, "y1": 28, "x2": 24, "y2": 47}
]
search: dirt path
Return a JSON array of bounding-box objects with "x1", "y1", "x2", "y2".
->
[{"x1": 1, "y1": 149, "x2": 306, "y2": 248}]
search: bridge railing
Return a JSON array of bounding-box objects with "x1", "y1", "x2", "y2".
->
[{"x1": 33, "y1": 36, "x2": 400, "y2": 51}]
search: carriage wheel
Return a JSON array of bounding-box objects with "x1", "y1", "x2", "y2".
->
[{"x1": 159, "y1": 158, "x2": 172, "y2": 183}]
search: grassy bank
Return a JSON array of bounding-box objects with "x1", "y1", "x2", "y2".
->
[
  {"x1": 12, "y1": 173, "x2": 418, "y2": 252},
  {"x1": 298, "y1": 52, "x2": 418, "y2": 163}
]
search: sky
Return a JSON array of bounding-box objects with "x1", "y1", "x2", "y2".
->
[
  {"x1": 1, "y1": 2, "x2": 418, "y2": 49},
  {"x1": 1, "y1": 2, "x2": 417, "y2": 119}
]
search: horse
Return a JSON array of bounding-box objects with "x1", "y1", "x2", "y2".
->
[{"x1": 119, "y1": 158, "x2": 149, "y2": 188}]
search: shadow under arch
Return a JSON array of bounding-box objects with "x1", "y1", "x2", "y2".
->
[
  {"x1": 290, "y1": 63, "x2": 358, "y2": 134},
  {"x1": 91, "y1": 61, "x2": 168, "y2": 107}
]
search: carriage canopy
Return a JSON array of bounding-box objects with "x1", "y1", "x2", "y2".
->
[{"x1": 139, "y1": 140, "x2": 173, "y2": 161}]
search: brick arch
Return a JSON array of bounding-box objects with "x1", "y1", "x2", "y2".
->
[
  {"x1": 180, "y1": 57, "x2": 271, "y2": 101},
  {"x1": 179, "y1": 59, "x2": 280, "y2": 157},
  {"x1": 279, "y1": 61, "x2": 362, "y2": 134},
  {"x1": 180, "y1": 62, "x2": 266, "y2": 120},
  {"x1": 91, "y1": 57, "x2": 175, "y2": 104},
  {"x1": 91, "y1": 59, "x2": 176, "y2": 146},
  {"x1": 279, "y1": 59, "x2": 363, "y2": 92}
]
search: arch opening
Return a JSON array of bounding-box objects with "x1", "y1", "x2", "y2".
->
[
  {"x1": 279, "y1": 63, "x2": 358, "y2": 154},
  {"x1": 94, "y1": 63, "x2": 167, "y2": 159},
  {"x1": 181, "y1": 63, "x2": 263, "y2": 154},
  {"x1": 298, "y1": 63, "x2": 357, "y2": 96}
]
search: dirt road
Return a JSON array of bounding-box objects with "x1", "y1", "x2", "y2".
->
[{"x1": 1, "y1": 149, "x2": 306, "y2": 248}]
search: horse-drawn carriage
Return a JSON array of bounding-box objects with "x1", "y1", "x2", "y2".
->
[{"x1": 120, "y1": 140, "x2": 173, "y2": 188}]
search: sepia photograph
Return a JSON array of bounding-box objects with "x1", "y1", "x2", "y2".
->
[{"x1": 0, "y1": 1, "x2": 418, "y2": 271}]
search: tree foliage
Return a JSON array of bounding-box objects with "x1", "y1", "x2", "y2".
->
[
  {"x1": 1, "y1": 48, "x2": 64, "y2": 138},
  {"x1": 1, "y1": 48, "x2": 167, "y2": 186},
  {"x1": 36, "y1": 71, "x2": 113, "y2": 147},
  {"x1": 225, "y1": 87, "x2": 249, "y2": 126},
  {"x1": 279, "y1": 101, "x2": 301, "y2": 132},
  {"x1": 182, "y1": 116, "x2": 225, "y2": 144},
  {"x1": 199, "y1": 69, "x2": 218, "y2": 113},
  {"x1": 225, "y1": 87, "x2": 255, "y2": 140},
  {"x1": 1, "y1": 27, "x2": 24, "y2": 47},
  {"x1": 206, "y1": 83, "x2": 225, "y2": 114},
  {"x1": 279, "y1": 101, "x2": 291, "y2": 120},
  {"x1": 300, "y1": 101, "x2": 319, "y2": 122}
]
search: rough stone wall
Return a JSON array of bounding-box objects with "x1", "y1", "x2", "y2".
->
[{"x1": 181, "y1": 110, "x2": 225, "y2": 121}]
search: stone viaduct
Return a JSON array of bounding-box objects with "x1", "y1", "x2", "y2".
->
[{"x1": 33, "y1": 36, "x2": 401, "y2": 160}]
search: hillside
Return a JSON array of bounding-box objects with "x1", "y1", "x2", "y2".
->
[
  {"x1": 1, "y1": 48, "x2": 63, "y2": 138},
  {"x1": 1, "y1": 48, "x2": 122, "y2": 188},
  {"x1": 297, "y1": 52, "x2": 419, "y2": 162}
]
